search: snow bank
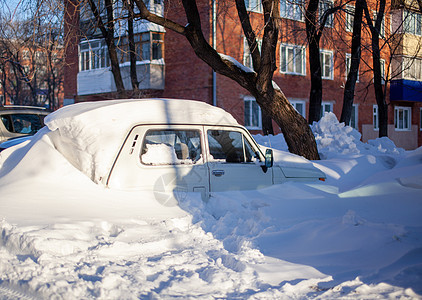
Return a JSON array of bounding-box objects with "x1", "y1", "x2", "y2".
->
[
  {"x1": 1, "y1": 101, "x2": 421, "y2": 299},
  {"x1": 312, "y1": 112, "x2": 405, "y2": 158},
  {"x1": 255, "y1": 112, "x2": 406, "y2": 159},
  {"x1": 44, "y1": 99, "x2": 238, "y2": 183}
]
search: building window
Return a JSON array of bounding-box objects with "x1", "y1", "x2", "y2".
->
[
  {"x1": 345, "y1": 5, "x2": 354, "y2": 32},
  {"x1": 345, "y1": 53, "x2": 359, "y2": 81},
  {"x1": 320, "y1": 50, "x2": 333, "y2": 79},
  {"x1": 403, "y1": 56, "x2": 422, "y2": 80},
  {"x1": 347, "y1": 104, "x2": 358, "y2": 129},
  {"x1": 373, "y1": 105, "x2": 379, "y2": 130},
  {"x1": 243, "y1": 37, "x2": 262, "y2": 70},
  {"x1": 404, "y1": 10, "x2": 422, "y2": 36},
  {"x1": 319, "y1": 0, "x2": 334, "y2": 27},
  {"x1": 320, "y1": 101, "x2": 333, "y2": 118},
  {"x1": 79, "y1": 39, "x2": 110, "y2": 71},
  {"x1": 245, "y1": 0, "x2": 262, "y2": 13},
  {"x1": 280, "y1": 0, "x2": 304, "y2": 21},
  {"x1": 118, "y1": 32, "x2": 164, "y2": 63},
  {"x1": 244, "y1": 96, "x2": 262, "y2": 129},
  {"x1": 22, "y1": 50, "x2": 30, "y2": 60},
  {"x1": 373, "y1": 11, "x2": 385, "y2": 37},
  {"x1": 280, "y1": 44, "x2": 306, "y2": 75},
  {"x1": 380, "y1": 58, "x2": 386, "y2": 84},
  {"x1": 290, "y1": 100, "x2": 306, "y2": 118},
  {"x1": 79, "y1": 32, "x2": 164, "y2": 71},
  {"x1": 420, "y1": 108, "x2": 422, "y2": 131},
  {"x1": 394, "y1": 106, "x2": 411, "y2": 131},
  {"x1": 37, "y1": 94, "x2": 47, "y2": 106}
]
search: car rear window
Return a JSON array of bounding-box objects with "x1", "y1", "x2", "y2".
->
[{"x1": 141, "y1": 129, "x2": 202, "y2": 165}]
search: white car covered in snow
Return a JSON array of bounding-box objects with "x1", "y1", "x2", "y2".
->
[{"x1": 43, "y1": 99, "x2": 325, "y2": 200}]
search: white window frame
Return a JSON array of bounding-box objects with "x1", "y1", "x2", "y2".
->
[
  {"x1": 320, "y1": 50, "x2": 334, "y2": 80},
  {"x1": 345, "y1": 5, "x2": 354, "y2": 32},
  {"x1": 380, "y1": 58, "x2": 386, "y2": 84},
  {"x1": 394, "y1": 106, "x2": 412, "y2": 131},
  {"x1": 244, "y1": 96, "x2": 262, "y2": 130},
  {"x1": 37, "y1": 94, "x2": 47, "y2": 105},
  {"x1": 280, "y1": 0, "x2": 304, "y2": 21},
  {"x1": 319, "y1": 0, "x2": 334, "y2": 27},
  {"x1": 280, "y1": 44, "x2": 306, "y2": 75},
  {"x1": 373, "y1": 11, "x2": 385, "y2": 37},
  {"x1": 373, "y1": 105, "x2": 379, "y2": 130},
  {"x1": 420, "y1": 108, "x2": 422, "y2": 131},
  {"x1": 245, "y1": 0, "x2": 263, "y2": 13},
  {"x1": 403, "y1": 10, "x2": 422, "y2": 36},
  {"x1": 345, "y1": 53, "x2": 359, "y2": 82},
  {"x1": 243, "y1": 37, "x2": 262, "y2": 70},
  {"x1": 403, "y1": 56, "x2": 422, "y2": 81},
  {"x1": 290, "y1": 99, "x2": 306, "y2": 118},
  {"x1": 79, "y1": 39, "x2": 110, "y2": 71},
  {"x1": 347, "y1": 104, "x2": 358, "y2": 129},
  {"x1": 22, "y1": 50, "x2": 30, "y2": 60},
  {"x1": 321, "y1": 101, "x2": 333, "y2": 118}
]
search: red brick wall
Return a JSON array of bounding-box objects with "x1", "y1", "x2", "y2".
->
[
  {"x1": 162, "y1": 0, "x2": 213, "y2": 104},
  {"x1": 63, "y1": 0, "x2": 80, "y2": 103}
]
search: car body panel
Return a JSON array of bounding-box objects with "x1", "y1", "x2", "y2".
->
[
  {"x1": 41, "y1": 99, "x2": 325, "y2": 200},
  {"x1": 106, "y1": 121, "x2": 325, "y2": 199},
  {"x1": 204, "y1": 126, "x2": 273, "y2": 192},
  {"x1": 106, "y1": 125, "x2": 210, "y2": 201}
]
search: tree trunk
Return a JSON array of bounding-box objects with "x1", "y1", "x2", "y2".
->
[
  {"x1": 261, "y1": 110, "x2": 274, "y2": 135},
  {"x1": 340, "y1": 0, "x2": 363, "y2": 124},
  {"x1": 128, "y1": 0, "x2": 140, "y2": 96},
  {"x1": 259, "y1": 90, "x2": 319, "y2": 159},
  {"x1": 87, "y1": 0, "x2": 126, "y2": 98},
  {"x1": 306, "y1": 0, "x2": 323, "y2": 124},
  {"x1": 133, "y1": 0, "x2": 320, "y2": 160},
  {"x1": 364, "y1": 0, "x2": 387, "y2": 137}
]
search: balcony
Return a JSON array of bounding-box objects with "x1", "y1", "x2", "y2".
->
[{"x1": 390, "y1": 79, "x2": 422, "y2": 102}]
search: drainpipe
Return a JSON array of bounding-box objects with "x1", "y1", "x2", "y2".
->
[{"x1": 212, "y1": 0, "x2": 217, "y2": 106}]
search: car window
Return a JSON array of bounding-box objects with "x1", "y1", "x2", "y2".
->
[
  {"x1": 141, "y1": 129, "x2": 202, "y2": 165},
  {"x1": 1, "y1": 116, "x2": 12, "y2": 132},
  {"x1": 1, "y1": 114, "x2": 43, "y2": 134},
  {"x1": 207, "y1": 130, "x2": 257, "y2": 163}
]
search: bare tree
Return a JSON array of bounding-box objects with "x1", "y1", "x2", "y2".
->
[
  {"x1": 363, "y1": 0, "x2": 387, "y2": 137},
  {"x1": 0, "y1": 0, "x2": 64, "y2": 109},
  {"x1": 306, "y1": 0, "x2": 345, "y2": 124},
  {"x1": 86, "y1": 0, "x2": 126, "y2": 97},
  {"x1": 131, "y1": 0, "x2": 319, "y2": 159},
  {"x1": 340, "y1": 0, "x2": 364, "y2": 124}
]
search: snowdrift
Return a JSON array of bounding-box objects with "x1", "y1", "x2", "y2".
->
[{"x1": 0, "y1": 110, "x2": 421, "y2": 299}]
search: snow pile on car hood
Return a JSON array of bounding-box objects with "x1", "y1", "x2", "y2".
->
[{"x1": 44, "y1": 99, "x2": 238, "y2": 183}]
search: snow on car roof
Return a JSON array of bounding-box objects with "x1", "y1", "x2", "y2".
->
[{"x1": 44, "y1": 98, "x2": 239, "y2": 183}]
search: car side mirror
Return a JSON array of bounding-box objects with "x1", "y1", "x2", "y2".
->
[{"x1": 262, "y1": 149, "x2": 273, "y2": 173}]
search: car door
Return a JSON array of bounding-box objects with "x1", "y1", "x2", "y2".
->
[
  {"x1": 205, "y1": 126, "x2": 273, "y2": 192},
  {"x1": 107, "y1": 125, "x2": 209, "y2": 204}
]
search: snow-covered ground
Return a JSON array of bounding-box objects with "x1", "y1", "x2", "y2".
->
[{"x1": 0, "y1": 111, "x2": 421, "y2": 299}]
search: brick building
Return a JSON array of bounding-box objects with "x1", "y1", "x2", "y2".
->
[
  {"x1": 63, "y1": 0, "x2": 422, "y2": 149},
  {"x1": 0, "y1": 41, "x2": 64, "y2": 109}
]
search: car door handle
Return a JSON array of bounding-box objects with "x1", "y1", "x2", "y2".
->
[{"x1": 212, "y1": 170, "x2": 225, "y2": 177}]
